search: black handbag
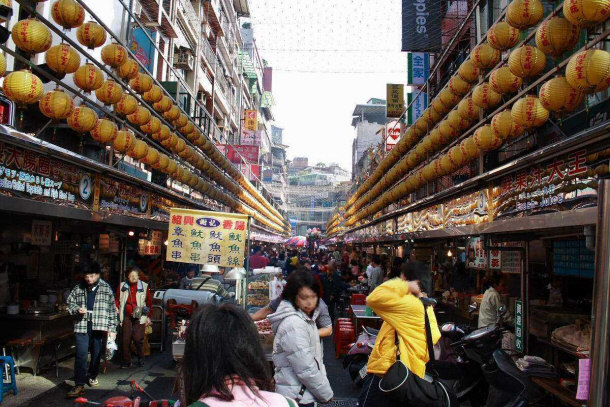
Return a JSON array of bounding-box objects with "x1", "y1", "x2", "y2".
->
[{"x1": 378, "y1": 303, "x2": 453, "y2": 406}]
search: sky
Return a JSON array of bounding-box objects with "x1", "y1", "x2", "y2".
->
[{"x1": 248, "y1": 0, "x2": 407, "y2": 173}]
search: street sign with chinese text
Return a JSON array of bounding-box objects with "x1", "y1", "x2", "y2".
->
[
  {"x1": 386, "y1": 84, "x2": 405, "y2": 118},
  {"x1": 244, "y1": 110, "x2": 258, "y2": 131},
  {"x1": 515, "y1": 300, "x2": 524, "y2": 352},
  {"x1": 138, "y1": 231, "x2": 163, "y2": 256},
  {"x1": 166, "y1": 209, "x2": 248, "y2": 267},
  {"x1": 407, "y1": 53, "x2": 430, "y2": 86},
  {"x1": 407, "y1": 91, "x2": 427, "y2": 125}
]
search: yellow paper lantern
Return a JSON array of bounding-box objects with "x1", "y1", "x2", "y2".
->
[
  {"x1": 563, "y1": 0, "x2": 610, "y2": 27},
  {"x1": 161, "y1": 133, "x2": 178, "y2": 149},
  {"x1": 473, "y1": 125, "x2": 503, "y2": 152},
  {"x1": 428, "y1": 127, "x2": 444, "y2": 149},
  {"x1": 422, "y1": 107, "x2": 442, "y2": 125},
  {"x1": 51, "y1": 0, "x2": 85, "y2": 29},
  {"x1": 491, "y1": 110, "x2": 524, "y2": 140},
  {"x1": 95, "y1": 79, "x2": 123, "y2": 105},
  {"x1": 487, "y1": 22, "x2": 521, "y2": 51},
  {"x1": 448, "y1": 145, "x2": 466, "y2": 168},
  {"x1": 74, "y1": 63, "x2": 104, "y2": 92},
  {"x1": 140, "y1": 116, "x2": 161, "y2": 135},
  {"x1": 114, "y1": 93, "x2": 137, "y2": 116},
  {"x1": 447, "y1": 109, "x2": 471, "y2": 131},
  {"x1": 67, "y1": 105, "x2": 98, "y2": 133},
  {"x1": 39, "y1": 89, "x2": 74, "y2": 119},
  {"x1": 458, "y1": 60, "x2": 481, "y2": 83},
  {"x1": 143, "y1": 85, "x2": 163, "y2": 103},
  {"x1": 129, "y1": 73, "x2": 153, "y2": 94},
  {"x1": 439, "y1": 89, "x2": 461, "y2": 110},
  {"x1": 506, "y1": 0, "x2": 544, "y2": 29},
  {"x1": 178, "y1": 145, "x2": 192, "y2": 160},
  {"x1": 565, "y1": 50, "x2": 610, "y2": 93},
  {"x1": 414, "y1": 117, "x2": 430, "y2": 134},
  {"x1": 127, "y1": 105, "x2": 151, "y2": 126},
  {"x1": 11, "y1": 18, "x2": 52, "y2": 54},
  {"x1": 165, "y1": 159, "x2": 177, "y2": 175},
  {"x1": 0, "y1": 53, "x2": 5, "y2": 77},
  {"x1": 457, "y1": 98, "x2": 481, "y2": 121},
  {"x1": 422, "y1": 162, "x2": 436, "y2": 182},
  {"x1": 113, "y1": 129, "x2": 137, "y2": 153},
  {"x1": 153, "y1": 96, "x2": 172, "y2": 112},
  {"x1": 153, "y1": 153, "x2": 170, "y2": 172},
  {"x1": 187, "y1": 129, "x2": 201, "y2": 142},
  {"x1": 508, "y1": 46, "x2": 547, "y2": 78},
  {"x1": 448, "y1": 76, "x2": 472, "y2": 96},
  {"x1": 45, "y1": 44, "x2": 80, "y2": 75},
  {"x1": 163, "y1": 105, "x2": 180, "y2": 121},
  {"x1": 460, "y1": 136, "x2": 480, "y2": 161},
  {"x1": 90, "y1": 118, "x2": 118, "y2": 144},
  {"x1": 141, "y1": 146, "x2": 160, "y2": 166},
  {"x1": 432, "y1": 97, "x2": 451, "y2": 115},
  {"x1": 152, "y1": 124, "x2": 171, "y2": 142},
  {"x1": 440, "y1": 153, "x2": 455, "y2": 174},
  {"x1": 539, "y1": 76, "x2": 585, "y2": 113},
  {"x1": 175, "y1": 113, "x2": 188, "y2": 128},
  {"x1": 118, "y1": 58, "x2": 139, "y2": 80},
  {"x1": 511, "y1": 95, "x2": 549, "y2": 128},
  {"x1": 101, "y1": 43, "x2": 128, "y2": 68},
  {"x1": 179, "y1": 121, "x2": 195, "y2": 135},
  {"x1": 76, "y1": 21, "x2": 106, "y2": 49},
  {"x1": 490, "y1": 66, "x2": 522, "y2": 94},
  {"x1": 472, "y1": 83, "x2": 502, "y2": 109},
  {"x1": 174, "y1": 138, "x2": 186, "y2": 153},
  {"x1": 471, "y1": 43, "x2": 501, "y2": 69},
  {"x1": 439, "y1": 120, "x2": 460, "y2": 143},
  {"x1": 128, "y1": 139, "x2": 149, "y2": 160},
  {"x1": 535, "y1": 17, "x2": 579, "y2": 57},
  {"x1": 3, "y1": 70, "x2": 44, "y2": 104}
]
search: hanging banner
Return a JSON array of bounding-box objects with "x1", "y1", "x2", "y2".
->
[
  {"x1": 407, "y1": 91, "x2": 427, "y2": 124},
  {"x1": 166, "y1": 209, "x2": 248, "y2": 267},
  {"x1": 386, "y1": 84, "x2": 405, "y2": 118},
  {"x1": 241, "y1": 129, "x2": 262, "y2": 145},
  {"x1": 407, "y1": 53, "x2": 430, "y2": 86},
  {"x1": 401, "y1": 0, "x2": 442, "y2": 52},
  {"x1": 385, "y1": 121, "x2": 402, "y2": 152},
  {"x1": 130, "y1": 28, "x2": 157, "y2": 74},
  {"x1": 217, "y1": 144, "x2": 259, "y2": 164},
  {"x1": 244, "y1": 109, "x2": 258, "y2": 131}
]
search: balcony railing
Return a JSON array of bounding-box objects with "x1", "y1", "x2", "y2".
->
[
  {"x1": 200, "y1": 36, "x2": 216, "y2": 70},
  {"x1": 215, "y1": 68, "x2": 229, "y2": 99}
]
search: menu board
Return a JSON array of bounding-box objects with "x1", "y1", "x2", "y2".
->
[{"x1": 166, "y1": 209, "x2": 248, "y2": 267}]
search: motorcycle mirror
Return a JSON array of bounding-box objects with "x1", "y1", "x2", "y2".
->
[{"x1": 441, "y1": 323, "x2": 455, "y2": 333}]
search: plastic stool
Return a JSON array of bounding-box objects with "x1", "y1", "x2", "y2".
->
[
  {"x1": 351, "y1": 294, "x2": 366, "y2": 305},
  {"x1": 0, "y1": 356, "x2": 18, "y2": 403}
]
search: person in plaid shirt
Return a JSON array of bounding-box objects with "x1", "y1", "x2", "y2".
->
[{"x1": 66, "y1": 262, "x2": 118, "y2": 398}]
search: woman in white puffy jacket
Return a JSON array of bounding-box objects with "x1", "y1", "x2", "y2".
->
[{"x1": 269, "y1": 270, "x2": 334, "y2": 407}]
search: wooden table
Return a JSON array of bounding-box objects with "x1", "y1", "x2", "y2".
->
[
  {"x1": 351, "y1": 304, "x2": 382, "y2": 332},
  {"x1": 531, "y1": 377, "x2": 585, "y2": 407}
]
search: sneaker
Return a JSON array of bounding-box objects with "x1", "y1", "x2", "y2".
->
[
  {"x1": 88, "y1": 377, "x2": 99, "y2": 387},
  {"x1": 66, "y1": 385, "x2": 85, "y2": 398},
  {"x1": 120, "y1": 362, "x2": 132, "y2": 369}
]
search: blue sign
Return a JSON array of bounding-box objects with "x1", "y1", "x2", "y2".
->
[
  {"x1": 407, "y1": 53, "x2": 430, "y2": 86},
  {"x1": 407, "y1": 91, "x2": 428, "y2": 124},
  {"x1": 196, "y1": 217, "x2": 221, "y2": 228},
  {"x1": 130, "y1": 28, "x2": 156, "y2": 75}
]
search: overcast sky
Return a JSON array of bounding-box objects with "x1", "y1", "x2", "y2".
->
[{"x1": 248, "y1": 0, "x2": 407, "y2": 173}]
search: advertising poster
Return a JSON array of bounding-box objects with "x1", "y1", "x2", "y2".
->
[
  {"x1": 401, "y1": 0, "x2": 442, "y2": 52},
  {"x1": 244, "y1": 109, "x2": 258, "y2": 131},
  {"x1": 130, "y1": 28, "x2": 157, "y2": 74},
  {"x1": 166, "y1": 209, "x2": 248, "y2": 267}
]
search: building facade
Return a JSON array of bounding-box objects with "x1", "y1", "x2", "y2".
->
[{"x1": 351, "y1": 98, "x2": 386, "y2": 180}]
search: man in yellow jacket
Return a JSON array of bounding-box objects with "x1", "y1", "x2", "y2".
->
[{"x1": 359, "y1": 276, "x2": 441, "y2": 406}]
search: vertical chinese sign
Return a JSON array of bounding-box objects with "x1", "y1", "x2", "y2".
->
[
  {"x1": 386, "y1": 84, "x2": 404, "y2": 118},
  {"x1": 407, "y1": 53, "x2": 430, "y2": 86},
  {"x1": 166, "y1": 209, "x2": 248, "y2": 268},
  {"x1": 407, "y1": 91, "x2": 427, "y2": 124},
  {"x1": 244, "y1": 110, "x2": 258, "y2": 131},
  {"x1": 515, "y1": 300, "x2": 524, "y2": 352}
]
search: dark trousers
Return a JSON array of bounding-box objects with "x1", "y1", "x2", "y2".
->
[
  {"x1": 299, "y1": 403, "x2": 314, "y2": 407},
  {"x1": 122, "y1": 317, "x2": 145, "y2": 363},
  {"x1": 74, "y1": 331, "x2": 105, "y2": 386}
]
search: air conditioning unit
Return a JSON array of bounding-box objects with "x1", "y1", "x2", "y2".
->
[{"x1": 174, "y1": 52, "x2": 194, "y2": 70}]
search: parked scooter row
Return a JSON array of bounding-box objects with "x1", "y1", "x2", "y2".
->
[{"x1": 343, "y1": 301, "x2": 530, "y2": 407}]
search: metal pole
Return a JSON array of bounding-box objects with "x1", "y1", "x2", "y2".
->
[{"x1": 589, "y1": 179, "x2": 610, "y2": 406}]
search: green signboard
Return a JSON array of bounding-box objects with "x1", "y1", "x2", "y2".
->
[{"x1": 515, "y1": 300, "x2": 524, "y2": 352}]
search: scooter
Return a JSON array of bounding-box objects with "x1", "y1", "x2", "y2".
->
[
  {"x1": 342, "y1": 326, "x2": 378, "y2": 386},
  {"x1": 448, "y1": 305, "x2": 530, "y2": 407}
]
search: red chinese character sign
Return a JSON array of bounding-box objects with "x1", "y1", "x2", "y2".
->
[
  {"x1": 493, "y1": 149, "x2": 604, "y2": 219},
  {"x1": 166, "y1": 209, "x2": 248, "y2": 267}
]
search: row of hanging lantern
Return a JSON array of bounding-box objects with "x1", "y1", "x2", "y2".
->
[
  {"x1": 344, "y1": 0, "x2": 610, "y2": 227},
  {"x1": 0, "y1": 0, "x2": 288, "y2": 233}
]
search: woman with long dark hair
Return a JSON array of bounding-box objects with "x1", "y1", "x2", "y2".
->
[
  {"x1": 179, "y1": 303, "x2": 296, "y2": 406},
  {"x1": 269, "y1": 271, "x2": 333, "y2": 407}
]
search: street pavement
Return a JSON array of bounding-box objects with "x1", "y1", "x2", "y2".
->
[{"x1": 7, "y1": 337, "x2": 359, "y2": 406}]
